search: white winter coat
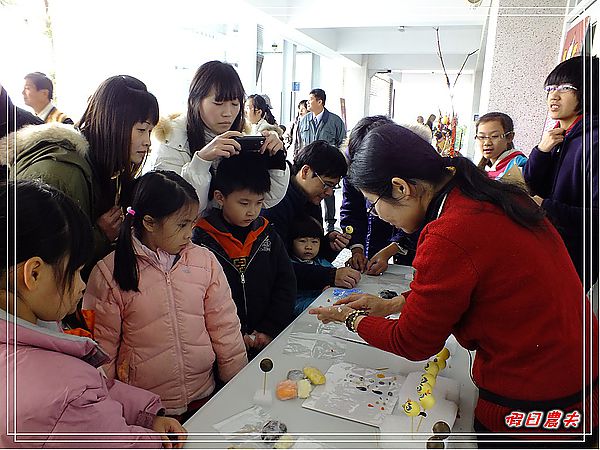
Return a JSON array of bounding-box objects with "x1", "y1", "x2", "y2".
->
[{"x1": 151, "y1": 114, "x2": 289, "y2": 215}]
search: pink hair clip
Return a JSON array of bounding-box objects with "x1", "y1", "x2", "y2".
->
[{"x1": 126, "y1": 207, "x2": 136, "y2": 217}]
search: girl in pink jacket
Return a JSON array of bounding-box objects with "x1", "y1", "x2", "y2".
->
[
  {"x1": 0, "y1": 179, "x2": 185, "y2": 448},
  {"x1": 83, "y1": 171, "x2": 247, "y2": 418}
]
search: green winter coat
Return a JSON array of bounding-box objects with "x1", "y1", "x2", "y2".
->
[{"x1": 0, "y1": 123, "x2": 111, "y2": 268}]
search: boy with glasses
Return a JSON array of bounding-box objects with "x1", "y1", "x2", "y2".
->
[{"x1": 524, "y1": 55, "x2": 599, "y2": 292}]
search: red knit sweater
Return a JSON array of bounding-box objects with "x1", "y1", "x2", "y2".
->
[{"x1": 358, "y1": 189, "x2": 598, "y2": 434}]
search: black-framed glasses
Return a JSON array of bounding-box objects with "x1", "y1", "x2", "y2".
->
[
  {"x1": 314, "y1": 172, "x2": 341, "y2": 191},
  {"x1": 367, "y1": 194, "x2": 383, "y2": 217}
]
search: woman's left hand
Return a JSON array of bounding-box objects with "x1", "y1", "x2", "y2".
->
[
  {"x1": 308, "y1": 305, "x2": 354, "y2": 324},
  {"x1": 260, "y1": 130, "x2": 284, "y2": 155}
]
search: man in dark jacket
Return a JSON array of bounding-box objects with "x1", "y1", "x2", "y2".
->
[
  {"x1": 193, "y1": 152, "x2": 296, "y2": 357},
  {"x1": 524, "y1": 55, "x2": 599, "y2": 292},
  {"x1": 263, "y1": 140, "x2": 361, "y2": 295}
]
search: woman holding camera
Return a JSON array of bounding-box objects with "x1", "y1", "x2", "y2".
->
[{"x1": 152, "y1": 61, "x2": 289, "y2": 214}]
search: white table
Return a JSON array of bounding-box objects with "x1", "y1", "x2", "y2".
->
[{"x1": 183, "y1": 265, "x2": 478, "y2": 448}]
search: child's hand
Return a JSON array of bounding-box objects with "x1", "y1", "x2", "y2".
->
[
  {"x1": 243, "y1": 333, "x2": 255, "y2": 349},
  {"x1": 152, "y1": 416, "x2": 187, "y2": 449},
  {"x1": 246, "y1": 331, "x2": 272, "y2": 349}
]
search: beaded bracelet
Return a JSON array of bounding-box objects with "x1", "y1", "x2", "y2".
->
[{"x1": 345, "y1": 309, "x2": 369, "y2": 333}]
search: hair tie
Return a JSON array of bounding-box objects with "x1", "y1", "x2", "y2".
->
[
  {"x1": 440, "y1": 156, "x2": 457, "y2": 175},
  {"x1": 126, "y1": 206, "x2": 136, "y2": 217}
]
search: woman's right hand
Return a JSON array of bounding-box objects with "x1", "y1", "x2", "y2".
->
[
  {"x1": 97, "y1": 206, "x2": 122, "y2": 242},
  {"x1": 196, "y1": 130, "x2": 243, "y2": 161},
  {"x1": 334, "y1": 293, "x2": 405, "y2": 317}
]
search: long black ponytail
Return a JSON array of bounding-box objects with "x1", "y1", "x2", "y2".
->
[
  {"x1": 348, "y1": 123, "x2": 545, "y2": 230},
  {"x1": 249, "y1": 94, "x2": 277, "y2": 125},
  {"x1": 114, "y1": 170, "x2": 198, "y2": 292}
]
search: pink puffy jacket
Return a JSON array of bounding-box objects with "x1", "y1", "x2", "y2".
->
[
  {"x1": 83, "y1": 241, "x2": 247, "y2": 415},
  {"x1": 0, "y1": 311, "x2": 163, "y2": 448}
]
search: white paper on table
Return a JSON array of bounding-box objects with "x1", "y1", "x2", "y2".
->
[
  {"x1": 283, "y1": 332, "x2": 347, "y2": 361},
  {"x1": 302, "y1": 362, "x2": 406, "y2": 427},
  {"x1": 213, "y1": 407, "x2": 333, "y2": 448},
  {"x1": 331, "y1": 328, "x2": 369, "y2": 345},
  {"x1": 212, "y1": 405, "x2": 272, "y2": 435}
]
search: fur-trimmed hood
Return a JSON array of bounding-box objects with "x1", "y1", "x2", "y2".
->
[
  {"x1": 0, "y1": 122, "x2": 89, "y2": 166},
  {"x1": 152, "y1": 112, "x2": 253, "y2": 148},
  {"x1": 152, "y1": 113, "x2": 185, "y2": 144}
]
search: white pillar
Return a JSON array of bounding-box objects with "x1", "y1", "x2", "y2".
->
[
  {"x1": 235, "y1": 21, "x2": 258, "y2": 95},
  {"x1": 311, "y1": 53, "x2": 321, "y2": 88},
  {"x1": 479, "y1": 0, "x2": 565, "y2": 154},
  {"x1": 281, "y1": 40, "x2": 297, "y2": 125}
]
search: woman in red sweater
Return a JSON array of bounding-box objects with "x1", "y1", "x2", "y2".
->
[{"x1": 310, "y1": 123, "x2": 598, "y2": 448}]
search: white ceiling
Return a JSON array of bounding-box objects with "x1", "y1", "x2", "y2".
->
[{"x1": 243, "y1": 0, "x2": 488, "y2": 71}]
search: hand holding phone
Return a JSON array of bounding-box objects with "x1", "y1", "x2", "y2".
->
[{"x1": 233, "y1": 136, "x2": 266, "y2": 152}]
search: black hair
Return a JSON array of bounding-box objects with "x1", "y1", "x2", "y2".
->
[
  {"x1": 309, "y1": 88, "x2": 326, "y2": 105},
  {"x1": 290, "y1": 215, "x2": 324, "y2": 241},
  {"x1": 348, "y1": 123, "x2": 545, "y2": 230},
  {"x1": 249, "y1": 94, "x2": 276, "y2": 125},
  {"x1": 187, "y1": 61, "x2": 246, "y2": 157},
  {"x1": 114, "y1": 171, "x2": 199, "y2": 292},
  {"x1": 0, "y1": 179, "x2": 93, "y2": 298},
  {"x1": 475, "y1": 112, "x2": 515, "y2": 169},
  {"x1": 292, "y1": 140, "x2": 348, "y2": 178},
  {"x1": 213, "y1": 152, "x2": 271, "y2": 196},
  {"x1": 347, "y1": 115, "x2": 394, "y2": 160},
  {"x1": 545, "y1": 55, "x2": 599, "y2": 114},
  {"x1": 24, "y1": 72, "x2": 53, "y2": 100},
  {"x1": 77, "y1": 75, "x2": 159, "y2": 213},
  {"x1": 298, "y1": 99, "x2": 308, "y2": 110}
]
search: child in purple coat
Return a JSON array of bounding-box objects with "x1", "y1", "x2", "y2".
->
[{"x1": 0, "y1": 180, "x2": 186, "y2": 448}]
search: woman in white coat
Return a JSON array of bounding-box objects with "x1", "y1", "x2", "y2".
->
[
  {"x1": 152, "y1": 61, "x2": 289, "y2": 214},
  {"x1": 246, "y1": 94, "x2": 283, "y2": 137}
]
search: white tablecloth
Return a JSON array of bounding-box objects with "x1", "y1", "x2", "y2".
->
[{"x1": 183, "y1": 265, "x2": 478, "y2": 448}]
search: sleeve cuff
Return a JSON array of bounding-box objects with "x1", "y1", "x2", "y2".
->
[
  {"x1": 135, "y1": 411, "x2": 157, "y2": 430},
  {"x1": 329, "y1": 268, "x2": 337, "y2": 286},
  {"x1": 191, "y1": 152, "x2": 214, "y2": 171}
]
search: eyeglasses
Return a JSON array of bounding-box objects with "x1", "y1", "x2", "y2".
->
[
  {"x1": 474, "y1": 131, "x2": 513, "y2": 142},
  {"x1": 366, "y1": 194, "x2": 383, "y2": 217},
  {"x1": 544, "y1": 84, "x2": 578, "y2": 95},
  {"x1": 314, "y1": 172, "x2": 341, "y2": 191}
]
